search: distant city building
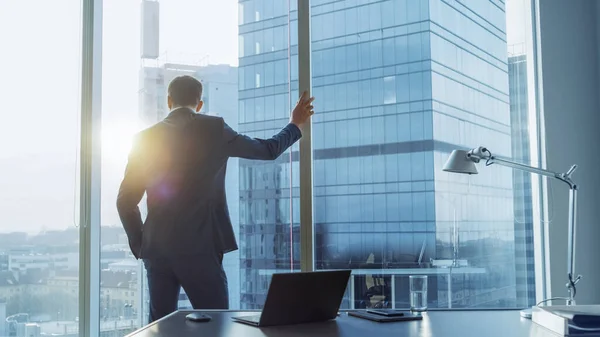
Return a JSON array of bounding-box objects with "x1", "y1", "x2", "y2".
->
[
  {"x1": 0, "y1": 255, "x2": 8, "y2": 272},
  {"x1": 9, "y1": 252, "x2": 78, "y2": 274},
  {"x1": 100, "y1": 249, "x2": 132, "y2": 270},
  {"x1": 0, "y1": 272, "x2": 19, "y2": 306},
  {"x1": 107, "y1": 260, "x2": 138, "y2": 273},
  {"x1": 0, "y1": 233, "x2": 28, "y2": 251},
  {"x1": 16, "y1": 322, "x2": 41, "y2": 337},
  {"x1": 100, "y1": 270, "x2": 138, "y2": 320}
]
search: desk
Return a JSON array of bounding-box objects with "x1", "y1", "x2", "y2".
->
[
  {"x1": 126, "y1": 310, "x2": 557, "y2": 337},
  {"x1": 259, "y1": 268, "x2": 486, "y2": 309}
]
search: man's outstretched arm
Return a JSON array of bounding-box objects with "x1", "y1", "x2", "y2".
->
[
  {"x1": 224, "y1": 91, "x2": 315, "y2": 159},
  {"x1": 116, "y1": 135, "x2": 145, "y2": 259},
  {"x1": 224, "y1": 123, "x2": 302, "y2": 160}
]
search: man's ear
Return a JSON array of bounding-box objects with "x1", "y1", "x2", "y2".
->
[
  {"x1": 167, "y1": 96, "x2": 173, "y2": 110},
  {"x1": 195, "y1": 101, "x2": 204, "y2": 112}
]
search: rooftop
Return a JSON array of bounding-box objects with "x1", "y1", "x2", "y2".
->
[{"x1": 101, "y1": 270, "x2": 136, "y2": 289}]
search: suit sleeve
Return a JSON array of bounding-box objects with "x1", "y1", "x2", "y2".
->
[
  {"x1": 223, "y1": 122, "x2": 302, "y2": 160},
  {"x1": 116, "y1": 135, "x2": 145, "y2": 259}
]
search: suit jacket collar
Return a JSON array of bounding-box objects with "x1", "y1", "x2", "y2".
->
[
  {"x1": 167, "y1": 107, "x2": 195, "y2": 118},
  {"x1": 164, "y1": 107, "x2": 196, "y2": 126}
]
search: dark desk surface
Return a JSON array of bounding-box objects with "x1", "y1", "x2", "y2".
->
[{"x1": 126, "y1": 310, "x2": 557, "y2": 337}]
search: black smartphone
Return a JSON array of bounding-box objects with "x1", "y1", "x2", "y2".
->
[
  {"x1": 186, "y1": 312, "x2": 212, "y2": 322},
  {"x1": 366, "y1": 309, "x2": 406, "y2": 317}
]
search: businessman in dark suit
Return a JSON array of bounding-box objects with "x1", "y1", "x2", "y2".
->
[{"x1": 116, "y1": 75, "x2": 314, "y2": 322}]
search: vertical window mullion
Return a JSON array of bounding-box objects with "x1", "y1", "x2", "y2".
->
[
  {"x1": 79, "y1": 0, "x2": 102, "y2": 335},
  {"x1": 530, "y1": 0, "x2": 549, "y2": 304},
  {"x1": 297, "y1": 0, "x2": 314, "y2": 272}
]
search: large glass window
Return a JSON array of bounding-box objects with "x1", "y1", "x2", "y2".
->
[
  {"x1": 100, "y1": 0, "x2": 296, "y2": 333},
  {"x1": 0, "y1": 0, "x2": 543, "y2": 334},
  {"x1": 0, "y1": 1, "x2": 82, "y2": 335},
  {"x1": 311, "y1": 0, "x2": 538, "y2": 310}
]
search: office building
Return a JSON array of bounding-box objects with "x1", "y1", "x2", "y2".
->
[{"x1": 237, "y1": 0, "x2": 533, "y2": 309}]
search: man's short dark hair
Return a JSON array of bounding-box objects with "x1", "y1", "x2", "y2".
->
[{"x1": 167, "y1": 75, "x2": 203, "y2": 107}]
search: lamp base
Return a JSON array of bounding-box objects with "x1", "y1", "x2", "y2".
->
[{"x1": 520, "y1": 307, "x2": 533, "y2": 319}]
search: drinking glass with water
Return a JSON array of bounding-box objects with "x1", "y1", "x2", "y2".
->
[{"x1": 409, "y1": 275, "x2": 428, "y2": 312}]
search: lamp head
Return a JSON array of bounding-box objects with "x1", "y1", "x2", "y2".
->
[{"x1": 443, "y1": 150, "x2": 479, "y2": 175}]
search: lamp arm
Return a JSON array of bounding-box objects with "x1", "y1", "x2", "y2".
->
[
  {"x1": 468, "y1": 146, "x2": 577, "y2": 188},
  {"x1": 490, "y1": 156, "x2": 559, "y2": 178}
]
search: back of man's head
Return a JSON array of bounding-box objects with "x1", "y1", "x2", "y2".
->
[{"x1": 167, "y1": 75, "x2": 203, "y2": 109}]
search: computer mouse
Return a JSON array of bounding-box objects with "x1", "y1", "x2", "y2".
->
[{"x1": 186, "y1": 312, "x2": 211, "y2": 322}]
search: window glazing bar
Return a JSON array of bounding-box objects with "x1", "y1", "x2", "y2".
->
[
  {"x1": 531, "y1": 0, "x2": 550, "y2": 303},
  {"x1": 79, "y1": 0, "x2": 103, "y2": 335},
  {"x1": 297, "y1": 0, "x2": 314, "y2": 272}
]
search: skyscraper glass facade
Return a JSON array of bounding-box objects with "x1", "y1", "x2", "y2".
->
[
  {"x1": 238, "y1": 0, "x2": 535, "y2": 309},
  {"x1": 237, "y1": 0, "x2": 300, "y2": 309}
]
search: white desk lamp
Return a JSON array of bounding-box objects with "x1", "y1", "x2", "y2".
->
[{"x1": 443, "y1": 146, "x2": 580, "y2": 317}]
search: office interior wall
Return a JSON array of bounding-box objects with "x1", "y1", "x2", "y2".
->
[{"x1": 537, "y1": 0, "x2": 600, "y2": 304}]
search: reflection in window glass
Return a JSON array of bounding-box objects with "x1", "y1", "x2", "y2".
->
[
  {"x1": 396, "y1": 74, "x2": 410, "y2": 103},
  {"x1": 264, "y1": 29, "x2": 274, "y2": 53},
  {"x1": 274, "y1": 1, "x2": 285, "y2": 18},
  {"x1": 290, "y1": 22, "x2": 298, "y2": 48},
  {"x1": 384, "y1": 76, "x2": 397, "y2": 104},
  {"x1": 255, "y1": 96, "x2": 264, "y2": 122},
  {"x1": 263, "y1": 1, "x2": 273, "y2": 20},
  {"x1": 265, "y1": 62, "x2": 275, "y2": 87}
]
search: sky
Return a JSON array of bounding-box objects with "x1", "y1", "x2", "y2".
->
[
  {"x1": 0, "y1": 0, "x2": 238, "y2": 233},
  {"x1": 0, "y1": 0, "x2": 529, "y2": 234}
]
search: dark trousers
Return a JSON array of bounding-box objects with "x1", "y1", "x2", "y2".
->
[{"x1": 143, "y1": 252, "x2": 229, "y2": 323}]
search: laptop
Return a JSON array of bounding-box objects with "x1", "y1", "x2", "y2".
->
[{"x1": 232, "y1": 270, "x2": 351, "y2": 327}]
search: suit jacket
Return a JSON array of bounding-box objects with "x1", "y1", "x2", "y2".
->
[{"x1": 116, "y1": 108, "x2": 302, "y2": 259}]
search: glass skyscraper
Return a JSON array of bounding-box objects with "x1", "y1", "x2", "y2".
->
[{"x1": 238, "y1": 0, "x2": 534, "y2": 310}]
